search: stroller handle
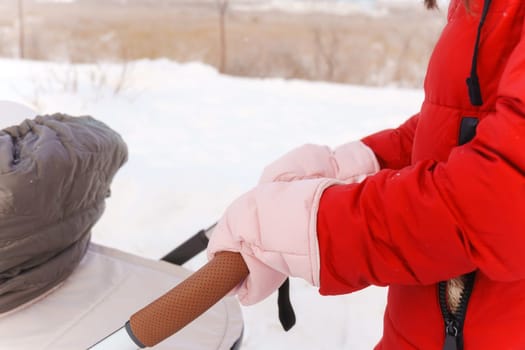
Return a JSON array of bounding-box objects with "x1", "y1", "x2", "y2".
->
[{"x1": 127, "y1": 251, "x2": 248, "y2": 348}]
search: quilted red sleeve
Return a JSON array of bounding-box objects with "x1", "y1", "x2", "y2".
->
[
  {"x1": 361, "y1": 113, "x2": 419, "y2": 170},
  {"x1": 317, "y1": 23, "x2": 525, "y2": 295}
]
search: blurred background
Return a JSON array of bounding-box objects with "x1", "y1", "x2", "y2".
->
[
  {"x1": 0, "y1": 2, "x2": 450, "y2": 349},
  {"x1": 1, "y1": 0, "x2": 447, "y2": 87}
]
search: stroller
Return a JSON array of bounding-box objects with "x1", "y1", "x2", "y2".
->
[{"x1": 0, "y1": 101, "x2": 244, "y2": 350}]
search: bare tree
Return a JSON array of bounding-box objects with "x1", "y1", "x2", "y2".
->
[
  {"x1": 216, "y1": 0, "x2": 229, "y2": 73},
  {"x1": 312, "y1": 27, "x2": 340, "y2": 81},
  {"x1": 392, "y1": 37, "x2": 412, "y2": 85},
  {"x1": 17, "y1": 0, "x2": 25, "y2": 59}
]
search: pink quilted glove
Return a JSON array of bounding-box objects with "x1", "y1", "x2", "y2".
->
[
  {"x1": 259, "y1": 141, "x2": 379, "y2": 184},
  {"x1": 207, "y1": 177, "x2": 340, "y2": 305}
]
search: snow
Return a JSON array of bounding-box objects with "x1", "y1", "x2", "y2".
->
[{"x1": 0, "y1": 58, "x2": 424, "y2": 349}]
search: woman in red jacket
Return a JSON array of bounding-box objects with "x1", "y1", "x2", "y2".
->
[{"x1": 208, "y1": 0, "x2": 525, "y2": 348}]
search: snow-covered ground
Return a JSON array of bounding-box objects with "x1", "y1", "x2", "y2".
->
[{"x1": 0, "y1": 58, "x2": 424, "y2": 349}]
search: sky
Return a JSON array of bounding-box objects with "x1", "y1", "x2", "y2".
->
[{"x1": 0, "y1": 58, "x2": 425, "y2": 349}]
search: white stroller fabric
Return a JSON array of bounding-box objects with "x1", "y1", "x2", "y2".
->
[
  {"x1": 0, "y1": 243, "x2": 243, "y2": 350},
  {"x1": 0, "y1": 100, "x2": 36, "y2": 126}
]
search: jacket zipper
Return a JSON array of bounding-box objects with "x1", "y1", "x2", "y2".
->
[
  {"x1": 441, "y1": 0, "x2": 489, "y2": 345},
  {"x1": 438, "y1": 272, "x2": 476, "y2": 350}
]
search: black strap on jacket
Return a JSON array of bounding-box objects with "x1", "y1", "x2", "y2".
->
[{"x1": 466, "y1": 0, "x2": 493, "y2": 106}]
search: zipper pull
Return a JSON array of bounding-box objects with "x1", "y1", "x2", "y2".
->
[
  {"x1": 443, "y1": 334, "x2": 458, "y2": 350},
  {"x1": 443, "y1": 320, "x2": 459, "y2": 350}
]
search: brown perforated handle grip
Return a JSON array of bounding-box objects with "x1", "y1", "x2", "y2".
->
[{"x1": 128, "y1": 251, "x2": 248, "y2": 348}]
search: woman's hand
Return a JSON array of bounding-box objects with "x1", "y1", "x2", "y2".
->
[
  {"x1": 207, "y1": 177, "x2": 340, "y2": 305},
  {"x1": 259, "y1": 141, "x2": 380, "y2": 184}
]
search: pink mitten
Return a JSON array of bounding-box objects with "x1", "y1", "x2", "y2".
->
[
  {"x1": 259, "y1": 141, "x2": 379, "y2": 184},
  {"x1": 207, "y1": 177, "x2": 340, "y2": 305}
]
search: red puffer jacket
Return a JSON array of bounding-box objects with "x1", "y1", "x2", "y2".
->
[{"x1": 317, "y1": 0, "x2": 525, "y2": 349}]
